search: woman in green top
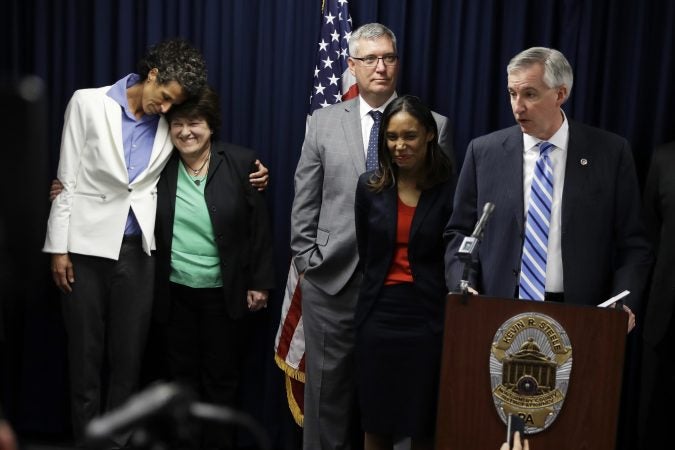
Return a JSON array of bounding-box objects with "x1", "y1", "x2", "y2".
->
[{"x1": 154, "y1": 87, "x2": 275, "y2": 449}]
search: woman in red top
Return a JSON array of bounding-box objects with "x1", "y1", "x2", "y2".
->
[{"x1": 354, "y1": 95, "x2": 455, "y2": 450}]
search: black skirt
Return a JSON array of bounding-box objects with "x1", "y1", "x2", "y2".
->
[{"x1": 355, "y1": 283, "x2": 443, "y2": 438}]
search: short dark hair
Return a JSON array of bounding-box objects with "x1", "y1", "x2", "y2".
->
[
  {"x1": 137, "y1": 38, "x2": 207, "y2": 98},
  {"x1": 368, "y1": 95, "x2": 453, "y2": 192},
  {"x1": 165, "y1": 86, "x2": 221, "y2": 136}
]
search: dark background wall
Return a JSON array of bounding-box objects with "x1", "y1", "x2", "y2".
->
[{"x1": 1, "y1": 0, "x2": 673, "y2": 448}]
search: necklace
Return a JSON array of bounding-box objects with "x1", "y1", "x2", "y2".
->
[
  {"x1": 192, "y1": 175, "x2": 206, "y2": 186},
  {"x1": 183, "y1": 152, "x2": 211, "y2": 176}
]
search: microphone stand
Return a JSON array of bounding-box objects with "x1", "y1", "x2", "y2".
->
[
  {"x1": 456, "y1": 241, "x2": 476, "y2": 296},
  {"x1": 455, "y1": 202, "x2": 495, "y2": 296},
  {"x1": 458, "y1": 258, "x2": 473, "y2": 295}
]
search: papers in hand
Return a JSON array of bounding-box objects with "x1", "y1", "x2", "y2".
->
[{"x1": 597, "y1": 290, "x2": 630, "y2": 308}]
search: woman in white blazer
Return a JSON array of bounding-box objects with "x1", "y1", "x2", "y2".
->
[{"x1": 42, "y1": 38, "x2": 207, "y2": 448}]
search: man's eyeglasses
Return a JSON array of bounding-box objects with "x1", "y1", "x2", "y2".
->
[{"x1": 351, "y1": 54, "x2": 398, "y2": 67}]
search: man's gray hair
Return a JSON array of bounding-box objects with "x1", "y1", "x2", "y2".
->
[
  {"x1": 507, "y1": 47, "x2": 574, "y2": 100},
  {"x1": 348, "y1": 23, "x2": 397, "y2": 57}
]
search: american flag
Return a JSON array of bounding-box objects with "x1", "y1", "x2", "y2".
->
[
  {"x1": 308, "y1": 0, "x2": 358, "y2": 113},
  {"x1": 273, "y1": 0, "x2": 357, "y2": 428}
]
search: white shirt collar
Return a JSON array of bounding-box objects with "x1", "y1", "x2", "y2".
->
[
  {"x1": 523, "y1": 110, "x2": 569, "y2": 153},
  {"x1": 358, "y1": 92, "x2": 397, "y2": 120}
]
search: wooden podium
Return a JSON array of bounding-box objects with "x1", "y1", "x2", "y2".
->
[{"x1": 435, "y1": 294, "x2": 628, "y2": 450}]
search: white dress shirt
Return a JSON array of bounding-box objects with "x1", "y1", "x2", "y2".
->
[
  {"x1": 522, "y1": 111, "x2": 569, "y2": 293},
  {"x1": 358, "y1": 92, "x2": 396, "y2": 155}
]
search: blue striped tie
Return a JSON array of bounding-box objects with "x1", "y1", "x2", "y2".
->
[
  {"x1": 366, "y1": 110, "x2": 382, "y2": 171},
  {"x1": 519, "y1": 141, "x2": 554, "y2": 301}
]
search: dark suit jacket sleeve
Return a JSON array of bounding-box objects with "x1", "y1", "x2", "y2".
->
[
  {"x1": 234, "y1": 151, "x2": 275, "y2": 289},
  {"x1": 444, "y1": 139, "x2": 479, "y2": 292},
  {"x1": 353, "y1": 174, "x2": 388, "y2": 327},
  {"x1": 609, "y1": 140, "x2": 653, "y2": 310},
  {"x1": 354, "y1": 174, "x2": 370, "y2": 270},
  {"x1": 642, "y1": 148, "x2": 663, "y2": 249},
  {"x1": 641, "y1": 144, "x2": 675, "y2": 344}
]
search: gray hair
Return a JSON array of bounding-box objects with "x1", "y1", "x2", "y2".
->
[
  {"x1": 348, "y1": 23, "x2": 397, "y2": 57},
  {"x1": 507, "y1": 47, "x2": 574, "y2": 100}
]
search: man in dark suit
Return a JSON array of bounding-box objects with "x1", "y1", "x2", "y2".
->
[
  {"x1": 444, "y1": 47, "x2": 651, "y2": 328},
  {"x1": 638, "y1": 141, "x2": 675, "y2": 449},
  {"x1": 291, "y1": 23, "x2": 453, "y2": 450}
]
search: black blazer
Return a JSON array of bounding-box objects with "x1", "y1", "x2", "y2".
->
[
  {"x1": 444, "y1": 121, "x2": 652, "y2": 309},
  {"x1": 154, "y1": 142, "x2": 275, "y2": 321},
  {"x1": 354, "y1": 172, "x2": 456, "y2": 330},
  {"x1": 642, "y1": 141, "x2": 675, "y2": 346}
]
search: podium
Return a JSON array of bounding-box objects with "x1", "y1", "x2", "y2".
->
[{"x1": 435, "y1": 294, "x2": 627, "y2": 450}]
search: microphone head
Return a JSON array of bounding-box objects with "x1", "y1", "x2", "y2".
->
[
  {"x1": 470, "y1": 202, "x2": 496, "y2": 239},
  {"x1": 85, "y1": 382, "x2": 196, "y2": 445}
]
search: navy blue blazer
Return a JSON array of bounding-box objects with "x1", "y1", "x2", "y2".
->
[
  {"x1": 444, "y1": 121, "x2": 652, "y2": 310},
  {"x1": 355, "y1": 172, "x2": 456, "y2": 330},
  {"x1": 642, "y1": 141, "x2": 675, "y2": 345},
  {"x1": 154, "y1": 142, "x2": 275, "y2": 321}
]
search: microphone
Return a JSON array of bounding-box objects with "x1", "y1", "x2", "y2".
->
[
  {"x1": 85, "y1": 383, "x2": 194, "y2": 443},
  {"x1": 471, "y1": 202, "x2": 496, "y2": 238},
  {"x1": 457, "y1": 202, "x2": 495, "y2": 257},
  {"x1": 455, "y1": 202, "x2": 495, "y2": 294},
  {"x1": 84, "y1": 382, "x2": 271, "y2": 449}
]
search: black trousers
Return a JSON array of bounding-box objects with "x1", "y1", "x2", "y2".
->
[
  {"x1": 62, "y1": 238, "x2": 154, "y2": 447},
  {"x1": 166, "y1": 282, "x2": 244, "y2": 449}
]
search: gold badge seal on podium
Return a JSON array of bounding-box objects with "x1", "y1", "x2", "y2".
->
[{"x1": 490, "y1": 312, "x2": 573, "y2": 434}]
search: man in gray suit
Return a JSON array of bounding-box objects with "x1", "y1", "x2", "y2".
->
[{"x1": 291, "y1": 23, "x2": 453, "y2": 450}]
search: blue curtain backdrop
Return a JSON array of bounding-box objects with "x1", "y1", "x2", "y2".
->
[{"x1": 2, "y1": 0, "x2": 674, "y2": 448}]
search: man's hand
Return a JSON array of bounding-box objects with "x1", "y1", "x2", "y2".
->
[
  {"x1": 249, "y1": 159, "x2": 270, "y2": 191},
  {"x1": 51, "y1": 253, "x2": 74, "y2": 293},
  {"x1": 621, "y1": 304, "x2": 636, "y2": 334},
  {"x1": 49, "y1": 178, "x2": 64, "y2": 201},
  {"x1": 247, "y1": 289, "x2": 269, "y2": 312}
]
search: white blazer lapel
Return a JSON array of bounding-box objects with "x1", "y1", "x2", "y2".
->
[
  {"x1": 102, "y1": 95, "x2": 127, "y2": 173},
  {"x1": 147, "y1": 116, "x2": 171, "y2": 170}
]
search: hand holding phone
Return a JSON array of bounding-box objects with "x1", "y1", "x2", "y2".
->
[{"x1": 507, "y1": 414, "x2": 525, "y2": 448}]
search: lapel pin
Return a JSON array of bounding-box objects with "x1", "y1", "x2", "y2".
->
[{"x1": 580, "y1": 158, "x2": 588, "y2": 166}]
